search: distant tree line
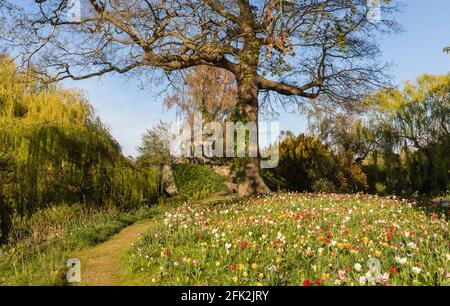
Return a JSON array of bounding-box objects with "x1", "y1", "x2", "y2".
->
[{"x1": 267, "y1": 74, "x2": 449, "y2": 197}]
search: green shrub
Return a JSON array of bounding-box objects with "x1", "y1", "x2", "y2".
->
[
  {"x1": 375, "y1": 183, "x2": 387, "y2": 196},
  {"x1": 312, "y1": 179, "x2": 336, "y2": 193},
  {"x1": 267, "y1": 133, "x2": 337, "y2": 192},
  {"x1": 172, "y1": 164, "x2": 227, "y2": 200}
]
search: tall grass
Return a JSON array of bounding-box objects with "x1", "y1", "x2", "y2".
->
[{"x1": 0, "y1": 203, "x2": 168, "y2": 285}]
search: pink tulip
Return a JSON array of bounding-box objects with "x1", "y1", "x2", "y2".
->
[{"x1": 359, "y1": 276, "x2": 367, "y2": 285}]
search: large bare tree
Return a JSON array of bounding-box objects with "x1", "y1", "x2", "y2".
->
[{"x1": 4, "y1": 0, "x2": 399, "y2": 195}]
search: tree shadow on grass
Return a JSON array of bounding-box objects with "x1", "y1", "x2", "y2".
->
[{"x1": 412, "y1": 197, "x2": 449, "y2": 221}]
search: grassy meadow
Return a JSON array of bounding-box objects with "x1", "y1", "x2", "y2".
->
[{"x1": 0, "y1": 204, "x2": 164, "y2": 285}]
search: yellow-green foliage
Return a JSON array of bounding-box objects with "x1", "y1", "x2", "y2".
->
[
  {"x1": 172, "y1": 163, "x2": 228, "y2": 200},
  {"x1": 267, "y1": 133, "x2": 338, "y2": 192},
  {"x1": 363, "y1": 73, "x2": 450, "y2": 196},
  {"x1": 0, "y1": 56, "x2": 159, "y2": 220}
]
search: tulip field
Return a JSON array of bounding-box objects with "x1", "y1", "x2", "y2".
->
[{"x1": 126, "y1": 193, "x2": 449, "y2": 286}]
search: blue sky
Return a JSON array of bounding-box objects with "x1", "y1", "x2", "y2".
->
[{"x1": 61, "y1": 0, "x2": 450, "y2": 157}]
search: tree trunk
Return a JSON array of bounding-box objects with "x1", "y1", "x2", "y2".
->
[
  {"x1": 160, "y1": 163, "x2": 179, "y2": 197},
  {"x1": 236, "y1": 79, "x2": 271, "y2": 196}
]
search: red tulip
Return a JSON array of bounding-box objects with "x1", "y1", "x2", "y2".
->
[
  {"x1": 390, "y1": 267, "x2": 397, "y2": 275},
  {"x1": 303, "y1": 280, "x2": 312, "y2": 286},
  {"x1": 240, "y1": 242, "x2": 249, "y2": 249},
  {"x1": 230, "y1": 264, "x2": 236, "y2": 271}
]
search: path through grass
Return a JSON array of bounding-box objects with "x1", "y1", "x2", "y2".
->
[
  {"x1": 75, "y1": 220, "x2": 155, "y2": 286},
  {"x1": 74, "y1": 193, "x2": 234, "y2": 286}
]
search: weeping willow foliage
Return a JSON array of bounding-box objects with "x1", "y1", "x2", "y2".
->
[{"x1": 0, "y1": 56, "x2": 159, "y2": 219}]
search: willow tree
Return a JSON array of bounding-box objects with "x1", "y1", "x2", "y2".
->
[
  {"x1": 368, "y1": 74, "x2": 450, "y2": 194},
  {"x1": 0, "y1": 56, "x2": 160, "y2": 236},
  {"x1": 7, "y1": 0, "x2": 398, "y2": 195}
]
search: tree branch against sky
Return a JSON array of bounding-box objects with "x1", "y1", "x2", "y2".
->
[
  {"x1": 0, "y1": 0, "x2": 15, "y2": 45},
  {"x1": 4, "y1": 0, "x2": 400, "y2": 195}
]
